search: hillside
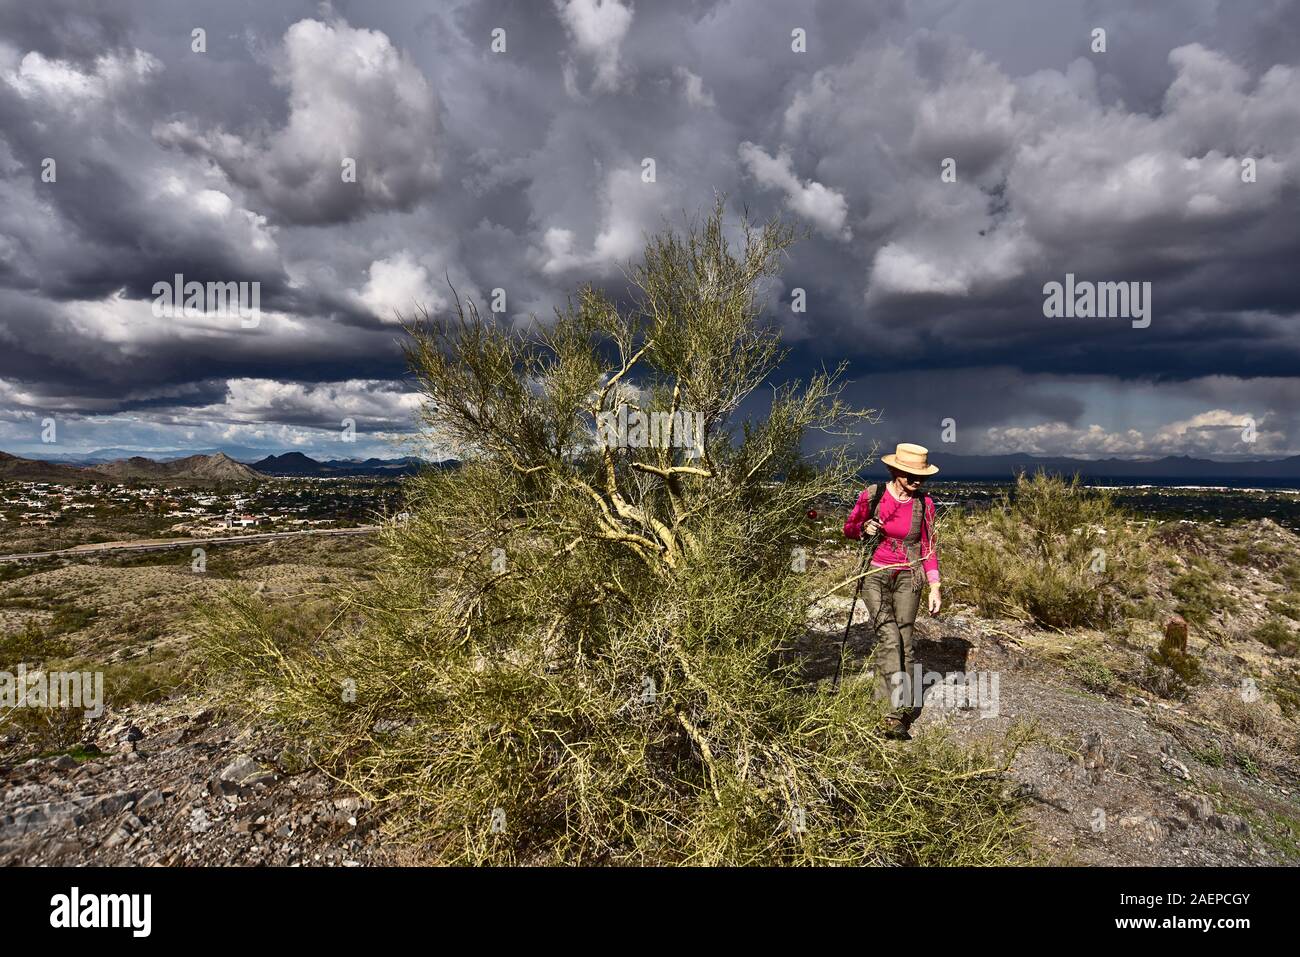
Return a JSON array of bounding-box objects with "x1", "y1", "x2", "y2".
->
[
  {"x1": 251, "y1": 452, "x2": 427, "y2": 477},
  {"x1": 93, "y1": 453, "x2": 264, "y2": 484},
  {"x1": 1, "y1": 450, "x2": 266, "y2": 485},
  {"x1": 0, "y1": 451, "x2": 109, "y2": 483},
  {"x1": 0, "y1": 512, "x2": 1296, "y2": 865},
  {"x1": 802, "y1": 513, "x2": 1300, "y2": 865}
]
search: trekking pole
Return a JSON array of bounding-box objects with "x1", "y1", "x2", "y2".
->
[
  {"x1": 832, "y1": 483, "x2": 887, "y2": 692},
  {"x1": 832, "y1": 535, "x2": 873, "y2": 692}
]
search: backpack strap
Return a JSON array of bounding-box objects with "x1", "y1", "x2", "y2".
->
[{"x1": 867, "y1": 483, "x2": 887, "y2": 524}]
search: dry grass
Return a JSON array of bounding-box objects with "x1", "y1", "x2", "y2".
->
[{"x1": 942, "y1": 471, "x2": 1153, "y2": 629}]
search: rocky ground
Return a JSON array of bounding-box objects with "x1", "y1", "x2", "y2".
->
[
  {"x1": 0, "y1": 534, "x2": 388, "y2": 866},
  {"x1": 0, "y1": 700, "x2": 390, "y2": 866}
]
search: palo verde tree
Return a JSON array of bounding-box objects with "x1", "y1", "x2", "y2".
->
[{"x1": 198, "y1": 201, "x2": 1023, "y2": 864}]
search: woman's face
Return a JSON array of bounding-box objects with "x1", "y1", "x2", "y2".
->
[{"x1": 890, "y1": 468, "x2": 925, "y2": 494}]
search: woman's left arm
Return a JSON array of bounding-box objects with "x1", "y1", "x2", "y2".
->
[{"x1": 922, "y1": 496, "x2": 941, "y2": 613}]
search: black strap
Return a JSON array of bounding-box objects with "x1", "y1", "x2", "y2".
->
[
  {"x1": 867, "y1": 482, "x2": 886, "y2": 521},
  {"x1": 861, "y1": 482, "x2": 887, "y2": 544}
]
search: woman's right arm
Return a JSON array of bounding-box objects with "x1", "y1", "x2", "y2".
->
[{"x1": 843, "y1": 486, "x2": 874, "y2": 539}]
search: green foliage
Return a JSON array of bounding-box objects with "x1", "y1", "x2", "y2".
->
[
  {"x1": 1189, "y1": 744, "x2": 1226, "y2": 768},
  {"x1": 943, "y1": 470, "x2": 1152, "y2": 628},
  {"x1": 1266, "y1": 593, "x2": 1300, "y2": 622},
  {"x1": 102, "y1": 660, "x2": 189, "y2": 708},
  {"x1": 1148, "y1": 640, "x2": 1203, "y2": 685},
  {"x1": 1272, "y1": 672, "x2": 1300, "y2": 719},
  {"x1": 1171, "y1": 558, "x2": 1235, "y2": 625},
  {"x1": 49, "y1": 604, "x2": 96, "y2": 634},
  {"x1": 1255, "y1": 618, "x2": 1298, "y2": 656},
  {"x1": 0, "y1": 620, "x2": 72, "y2": 668},
  {"x1": 0, "y1": 705, "x2": 84, "y2": 758},
  {"x1": 1064, "y1": 647, "x2": 1119, "y2": 695},
  {"x1": 196, "y1": 205, "x2": 1025, "y2": 865}
]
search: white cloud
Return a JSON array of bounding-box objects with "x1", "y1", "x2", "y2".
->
[
  {"x1": 982, "y1": 409, "x2": 1285, "y2": 457},
  {"x1": 531, "y1": 167, "x2": 668, "y2": 275},
  {"x1": 982, "y1": 421, "x2": 1148, "y2": 456},
  {"x1": 738, "y1": 142, "x2": 851, "y2": 240},
  {"x1": 155, "y1": 17, "x2": 440, "y2": 224},
  {"x1": 153, "y1": 177, "x2": 278, "y2": 256},
  {"x1": 3, "y1": 48, "x2": 160, "y2": 113},
  {"x1": 1149, "y1": 408, "x2": 1286, "y2": 456},
  {"x1": 781, "y1": 37, "x2": 1300, "y2": 304},
  {"x1": 675, "y1": 66, "x2": 714, "y2": 108},
  {"x1": 554, "y1": 0, "x2": 634, "y2": 94},
  {"x1": 214, "y1": 378, "x2": 423, "y2": 429},
  {"x1": 356, "y1": 252, "x2": 445, "y2": 322}
]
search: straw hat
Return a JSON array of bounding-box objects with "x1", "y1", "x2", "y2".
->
[{"x1": 881, "y1": 442, "x2": 939, "y2": 476}]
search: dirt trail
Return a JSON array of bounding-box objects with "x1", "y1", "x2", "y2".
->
[{"x1": 803, "y1": 595, "x2": 1300, "y2": 865}]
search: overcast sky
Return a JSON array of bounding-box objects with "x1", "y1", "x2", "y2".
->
[{"x1": 1, "y1": 0, "x2": 1297, "y2": 461}]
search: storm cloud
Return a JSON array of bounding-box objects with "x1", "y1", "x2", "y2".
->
[{"x1": 0, "y1": 0, "x2": 1297, "y2": 459}]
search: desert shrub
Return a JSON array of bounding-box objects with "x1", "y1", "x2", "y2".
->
[
  {"x1": 101, "y1": 660, "x2": 189, "y2": 708},
  {"x1": 943, "y1": 471, "x2": 1151, "y2": 629},
  {"x1": 1209, "y1": 690, "x2": 1285, "y2": 741},
  {"x1": 1255, "y1": 618, "x2": 1298, "y2": 656},
  {"x1": 1271, "y1": 669, "x2": 1300, "y2": 719},
  {"x1": 1189, "y1": 743, "x2": 1226, "y2": 768},
  {"x1": 1063, "y1": 646, "x2": 1120, "y2": 695},
  {"x1": 1148, "y1": 640, "x2": 1203, "y2": 686},
  {"x1": 1152, "y1": 522, "x2": 1208, "y2": 557},
  {"x1": 1266, "y1": 593, "x2": 1300, "y2": 622},
  {"x1": 49, "y1": 604, "x2": 97, "y2": 635},
  {"x1": 1171, "y1": 558, "x2": 1235, "y2": 626},
  {"x1": 1227, "y1": 545, "x2": 1252, "y2": 566},
  {"x1": 1135, "y1": 658, "x2": 1192, "y2": 701},
  {"x1": 196, "y1": 205, "x2": 1025, "y2": 865},
  {"x1": 0, "y1": 705, "x2": 85, "y2": 758},
  {"x1": 0, "y1": 620, "x2": 71, "y2": 668},
  {"x1": 0, "y1": 559, "x2": 57, "y2": 584}
]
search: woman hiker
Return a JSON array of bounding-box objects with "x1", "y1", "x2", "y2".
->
[{"x1": 843, "y1": 443, "x2": 941, "y2": 740}]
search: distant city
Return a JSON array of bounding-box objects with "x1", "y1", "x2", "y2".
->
[{"x1": 9, "y1": 446, "x2": 1300, "y2": 484}]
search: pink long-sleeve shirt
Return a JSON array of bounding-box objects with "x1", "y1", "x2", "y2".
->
[{"x1": 843, "y1": 483, "x2": 941, "y2": 584}]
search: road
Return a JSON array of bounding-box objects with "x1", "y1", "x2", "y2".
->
[{"x1": 0, "y1": 525, "x2": 381, "y2": 562}]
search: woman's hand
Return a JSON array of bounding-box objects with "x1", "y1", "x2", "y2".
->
[
  {"x1": 862, "y1": 519, "x2": 881, "y2": 537},
  {"x1": 927, "y1": 583, "x2": 942, "y2": 615}
]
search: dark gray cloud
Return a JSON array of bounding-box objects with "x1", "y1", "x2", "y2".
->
[{"x1": 0, "y1": 0, "x2": 1297, "y2": 458}]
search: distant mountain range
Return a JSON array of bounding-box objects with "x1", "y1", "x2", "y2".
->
[
  {"x1": 0, "y1": 451, "x2": 106, "y2": 483},
  {"x1": 28, "y1": 446, "x2": 274, "y2": 465},
  {"x1": 0, "y1": 450, "x2": 438, "y2": 484},
  {"x1": 6, "y1": 447, "x2": 1300, "y2": 486},
  {"x1": 250, "y1": 452, "x2": 428, "y2": 477},
  {"x1": 0, "y1": 451, "x2": 265, "y2": 484},
  {"x1": 96, "y1": 452, "x2": 264, "y2": 484},
  {"x1": 926, "y1": 452, "x2": 1300, "y2": 482}
]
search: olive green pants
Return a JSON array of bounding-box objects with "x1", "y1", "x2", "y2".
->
[{"x1": 863, "y1": 568, "x2": 924, "y2": 725}]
